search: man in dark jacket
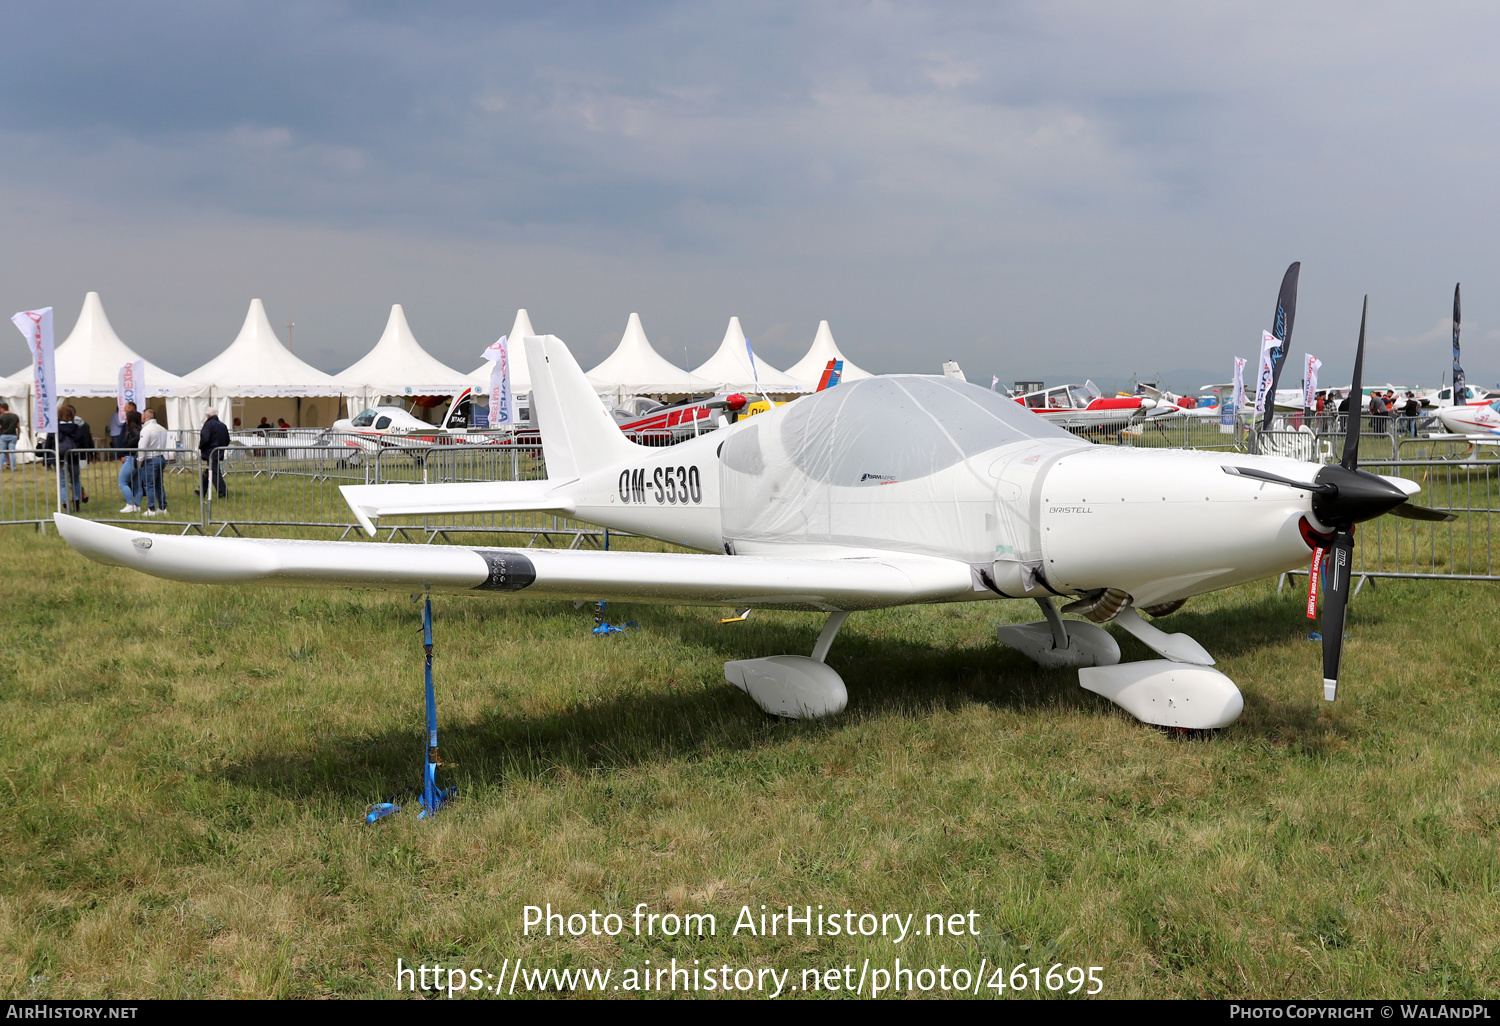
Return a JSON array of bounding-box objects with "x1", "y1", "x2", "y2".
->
[
  {"x1": 0, "y1": 402, "x2": 18, "y2": 470},
  {"x1": 197, "y1": 408, "x2": 230, "y2": 499}
]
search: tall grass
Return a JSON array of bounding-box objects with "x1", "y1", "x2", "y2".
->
[{"x1": 0, "y1": 526, "x2": 1496, "y2": 998}]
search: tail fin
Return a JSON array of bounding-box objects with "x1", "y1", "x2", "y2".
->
[
  {"x1": 525, "y1": 335, "x2": 636, "y2": 480},
  {"x1": 817, "y1": 359, "x2": 843, "y2": 391}
]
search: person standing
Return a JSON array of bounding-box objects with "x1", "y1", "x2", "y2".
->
[
  {"x1": 137, "y1": 409, "x2": 169, "y2": 516},
  {"x1": 1369, "y1": 391, "x2": 1389, "y2": 434},
  {"x1": 116, "y1": 410, "x2": 143, "y2": 513},
  {"x1": 1403, "y1": 391, "x2": 1421, "y2": 436},
  {"x1": 0, "y1": 402, "x2": 18, "y2": 470},
  {"x1": 106, "y1": 406, "x2": 124, "y2": 454},
  {"x1": 52, "y1": 404, "x2": 91, "y2": 510},
  {"x1": 197, "y1": 407, "x2": 230, "y2": 499}
]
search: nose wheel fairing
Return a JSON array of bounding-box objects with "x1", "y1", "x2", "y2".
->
[{"x1": 995, "y1": 598, "x2": 1244, "y2": 730}]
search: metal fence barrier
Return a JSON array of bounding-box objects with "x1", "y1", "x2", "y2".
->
[
  {"x1": 6, "y1": 442, "x2": 607, "y2": 548},
  {"x1": 1, "y1": 447, "x2": 205, "y2": 532}
]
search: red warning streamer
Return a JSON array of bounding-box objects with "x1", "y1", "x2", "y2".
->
[{"x1": 1306, "y1": 547, "x2": 1326, "y2": 619}]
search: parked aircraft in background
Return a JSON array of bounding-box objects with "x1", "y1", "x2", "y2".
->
[
  {"x1": 611, "y1": 392, "x2": 762, "y2": 445},
  {"x1": 57, "y1": 303, "x2": 1452, "y2": 734},
  {"x1": 1011, "y1": 380, "x2": 1180, "y2": 430},
  {"x1": 1424, "y1": 384, "x2": 1495, "y2": 408},
  {"x1": 330, "y1": 392, "x2": 532, "y2": 450},
  {"x1": 609, "y1": 361, "x2": 838, "y2": 446},
  {"x1": 1435, "y1": 400, "x2": 1500, "y2": 437}
]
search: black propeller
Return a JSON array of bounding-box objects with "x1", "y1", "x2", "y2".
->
[
  {"x1": 1315, "y1": 299, "x2": 1373, "y2": 703},
  {"x1": 1230, "y1": 297, "x2": 1456, "y2": 701}
]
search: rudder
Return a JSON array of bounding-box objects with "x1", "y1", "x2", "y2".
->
[{"x1": 524, "y1": 335, "x2": 636, "y2": 481}]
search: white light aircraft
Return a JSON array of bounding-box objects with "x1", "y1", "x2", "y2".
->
[{"x1": 56, "y1": 300, "x2": 1450, "y2": 731}]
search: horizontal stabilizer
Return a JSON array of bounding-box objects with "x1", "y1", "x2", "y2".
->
[
  {"x1": 54, "y1": 515, "x2": 975, "y2": 611},
  {"x1": 339, "y1": 481, "x2": 574, "y2": 536}
]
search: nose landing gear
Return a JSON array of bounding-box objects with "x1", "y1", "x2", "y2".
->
[{"x1": 996, "y1": 597, "x2": 1244, "y2": 730}]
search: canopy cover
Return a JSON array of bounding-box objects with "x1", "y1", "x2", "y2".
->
[
  {"x1": 719, "y1": 374, "x2": 1078, "y2": 558},
  {"x1": 337, "y1": 304, "x2": 471, "y2": 412},
  {"x1": 784, "y1": 320, "x2": 872, "y2": 389},
  {"x1": 587, "y1": 312, "x2": 699, "y2": 397},
  {"x1": 189, "y1": 298, "x2": 343, "y2": 401},
  {"x1": 690, "y1": 317, "x2": 806, "y2": 394},
  {"x1": 468, "y1": 309, "x2": 537, "y2": 397}
]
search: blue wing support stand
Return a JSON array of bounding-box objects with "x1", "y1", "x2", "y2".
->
[{"x1": 366, "y1": 588, "x2": 456, "y2": 824}]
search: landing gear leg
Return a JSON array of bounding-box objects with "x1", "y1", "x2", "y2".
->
[
  {"x1": 1035, "y1": 597, "x2": 1069, "y2": 651},
  {"x1": 811, "y1": 611, "x2": 850, "y2": 663}
]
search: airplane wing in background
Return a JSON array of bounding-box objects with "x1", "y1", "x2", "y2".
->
[
  {"x1": 54, "y1": 515, "x2": 974, "y2": 612},
  {"x1": 338, "y1": 481, "x2": 575, "y2": 536}
]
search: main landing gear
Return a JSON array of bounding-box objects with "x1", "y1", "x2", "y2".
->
[
  {"x1": 723, "y1": 611, "x2": 850, "y2": 719},
  {"x1": 996, "y1": 598, "x2": 1244, "y2": 730}
]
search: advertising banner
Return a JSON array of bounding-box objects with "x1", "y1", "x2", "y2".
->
[
  {"x1": 1253, "y1": 331, "x2": 1278, "y2": 418},
  {"x1": 12, "y1": 307, "x2": 55, "y2": 435},
  {"x1": 483, "y1": 335, "x2": 514, "y2": 426},
  {"x1": 1301, "y1": 354, "x2": 1322, "y2": 411},
  {"x1": 118, "y1": 359, "x2": 146, "y2": 418}
]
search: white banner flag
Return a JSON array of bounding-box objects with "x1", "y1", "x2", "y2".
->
[
  {"x1": 12, "y1": 307, "x2": 55, "y2": 435},
  {"x1": 1301, "y1": 353, "x2": 1322, "y2": 411},
  {"x1": 480, "y1": 334, "x2": 508, "y2": 363},
  {"x1": 484, "y1": 335, "x2": 514, "y2": 426},
  {"x1": 1253, "y1": 330, "x2": 1279, "y2": 416},
  {"x1": 1232, "y1": 356, "x2": 1247, "y2": 411},
  {"x1": 118, "y1": 359, "x2": 145, "y2": 418},
  {"x1": 744, "y1": 335, "x2": 759, "y2": 384}
]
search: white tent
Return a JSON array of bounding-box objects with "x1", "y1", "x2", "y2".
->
[
  {"x1": 336, "y1": 304, "x2": 472, "y2": 414},
  {"x1": 587, "y1": 312, "x2": 700, "y2": 398},
  {"x1": 690, "y1": 317, "x2": 806, "y2": 395},
  {"x1": 0, "y1": 371, "x2": 35, "y2": 452},
  {"x1": 468, "y1": 308, "x2": 537, "y2": 397},
  {"x1": 5, "y1": 292, "x2": 211, "y2": 433},
  {"x1": 189, "y1": 299, "x2": 344, "y2": 428},
  {"x1": 784, "y1": 320, "x2": 873, "y2": 389}
]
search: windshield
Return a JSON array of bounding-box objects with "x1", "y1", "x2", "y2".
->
[
  {"x1": 351, "y1": 410, "x2": 376, "y2": 427},
  {"x1": 768, "y1": 375, "x2": 1078, "y2": 486}
]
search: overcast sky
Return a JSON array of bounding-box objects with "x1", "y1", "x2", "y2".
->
[{"x1": 1, "y1": 2, "x2": 1496, "y2": 391}]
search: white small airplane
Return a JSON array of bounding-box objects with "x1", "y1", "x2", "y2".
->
[
  {"x1": 1434, "y1": 400, "x2": 1500, "y2": 437},
  {"x1": 331, "y1": 391, "x2": 528, "y2": 449},
  {"x1": 55, "y1": 299, "x2": 1450, "y2": 731}
]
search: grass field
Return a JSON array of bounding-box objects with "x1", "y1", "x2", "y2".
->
[{"x1": 2, "y1": 523, "x2": 1499, "y2": 999}]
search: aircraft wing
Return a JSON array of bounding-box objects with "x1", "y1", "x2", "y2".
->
[
  {"x1": 338, "y1": 481, "x2": 575, "y2": 535},
  {"x1": 54, "y1": 515, "x2": 974, "y2": 612}
]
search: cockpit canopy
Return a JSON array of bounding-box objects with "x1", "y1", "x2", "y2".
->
[
  {"x1": 1022, "y1": 380, "x2": 1101, "y2": 410},
  {"x1": 725, "y1": 374, "x2": 1078, "y2": 488}
]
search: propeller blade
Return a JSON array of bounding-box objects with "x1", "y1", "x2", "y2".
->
[
  {"x1": 1321, "y1": 529, "x2": 1355, "y2": 701},
  {"x1": 1341, "y1": 296, "x2": 1367, "y2": 472},
  {"x1": 1389, "y1": 502, "x2": 1457, "y2": 523},
  {"x1": 1222, "y1": 465, "x2": 1334, "y2": 494}
]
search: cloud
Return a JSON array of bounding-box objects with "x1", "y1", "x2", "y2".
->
[{"x1": 0, "y1": 2, "x2": 1498, "y2": 386}]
